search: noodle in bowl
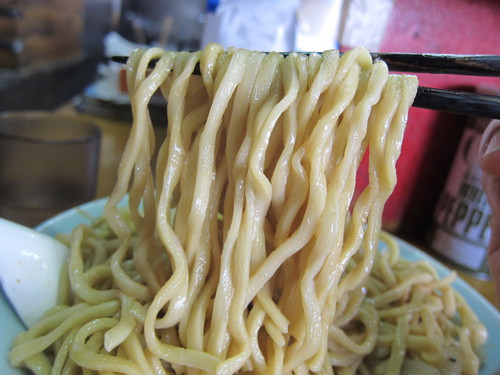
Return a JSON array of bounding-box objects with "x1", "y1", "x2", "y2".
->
[{"x1": 6, "y1": 45, "x2": 493, "y2": 374}]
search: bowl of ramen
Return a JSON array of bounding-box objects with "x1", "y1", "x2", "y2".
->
[
  {"x1": 2, "y1": 45, "x2": 500, "y2": 374},
  {"x1": 2, "y1": 197, "x2": 499, "y2": 374}
]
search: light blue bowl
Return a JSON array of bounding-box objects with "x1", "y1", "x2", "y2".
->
[{"x1": 2, "y1": 197, "x2": 499, "y2": 374}]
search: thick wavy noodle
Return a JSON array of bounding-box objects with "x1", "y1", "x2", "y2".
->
[{"x1": 9, "y1": 45, "x2": 487, "y2": 374}]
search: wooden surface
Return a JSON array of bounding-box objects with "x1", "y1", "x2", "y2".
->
[
  {"x1": 57, "y1": 103, "x2": 500, "y2": 312},
  {"x1": 0, "y1": 1, "x2": 84, "y2": 68}
]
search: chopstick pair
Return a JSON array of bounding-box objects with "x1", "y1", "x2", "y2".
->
[{"x1": 111, "y1": 53, "x2": 500, "y2": 119}]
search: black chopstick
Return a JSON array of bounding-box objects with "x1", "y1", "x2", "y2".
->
[
  {"x1": 111, "y1": 53, "x2": 500, "y2": 77},
  {"x1": 371, "y1": 53, "x2": 500, "y2": 77},
  {"x1": 110, "y1": 53, "x2": 500, "y2": 119},
  {"x1": 414, "y1": 87, "x2": 500, "y2": 118}
]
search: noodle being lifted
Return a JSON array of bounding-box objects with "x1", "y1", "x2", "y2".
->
[{"x1": 9, "y1": 45, "x2": 487, "y2": 374}]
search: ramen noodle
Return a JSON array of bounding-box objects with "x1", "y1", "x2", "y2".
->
[{"x1": 9, "y1": 45, "x2": 487, "y2": 374}]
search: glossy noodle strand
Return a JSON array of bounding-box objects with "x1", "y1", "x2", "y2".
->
[{"x1": 9, "y1": 45, "x2": 487, "y2": 375}]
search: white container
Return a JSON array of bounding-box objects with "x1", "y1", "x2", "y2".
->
[{"x1": 428, "y1": 116, "x2": 491, "y2": 279}]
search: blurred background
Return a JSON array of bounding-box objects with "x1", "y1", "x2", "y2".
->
[{"x1": 0, "y1": 0, "x2": 499, "y2": 273}]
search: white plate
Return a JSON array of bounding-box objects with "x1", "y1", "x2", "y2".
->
[{"x1": 1, "y1": 197, "x2": 499, "y2": 374}]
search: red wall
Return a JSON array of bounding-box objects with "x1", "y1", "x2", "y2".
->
[{"x1": 361, "y1": 0, "x2": 500, "y2": 239}]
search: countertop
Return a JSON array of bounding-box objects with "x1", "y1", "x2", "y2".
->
[{"x1": 56, "y1": 100, "x2": 500, "y2": 311}]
